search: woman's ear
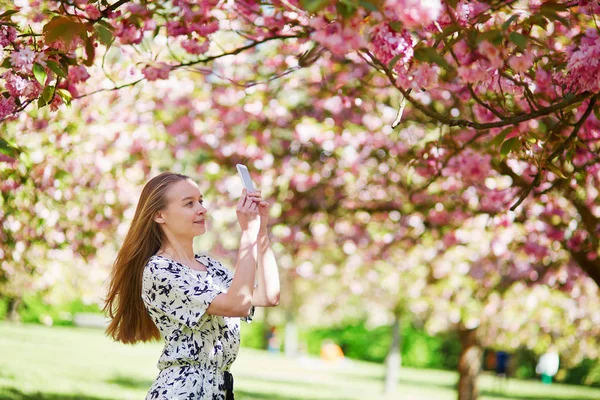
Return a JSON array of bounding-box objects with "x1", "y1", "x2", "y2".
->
[{"x1": 154, "y1": 211, "x2": 165, "y2": 224}]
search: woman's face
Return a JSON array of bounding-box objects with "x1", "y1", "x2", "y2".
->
[{"x1": 155, "y1": 178, "x2": 207, "y2": 238}]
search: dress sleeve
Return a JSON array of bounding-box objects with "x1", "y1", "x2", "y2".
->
[
  {"x1": 145, "y1": 264, "x2": 222, "y2": 330},
  {"x1": 206, "y1": 255, "x2": 255, "y2": 324}
]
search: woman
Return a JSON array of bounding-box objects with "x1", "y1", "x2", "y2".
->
[{"x1": 103, "y1": 172, "x2": 280, "y2": 399}]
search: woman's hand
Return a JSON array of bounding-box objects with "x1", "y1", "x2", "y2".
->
[
  {"x1": 256, "y1": 191, "x2": 270, "y2": 231},
  {"x1": 236, "y1": 189, "x2": 261, "y2": 238}
]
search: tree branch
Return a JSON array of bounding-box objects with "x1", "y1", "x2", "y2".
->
[{"x1": 362, "y1": 49, "x2": 592, "y2": 130}]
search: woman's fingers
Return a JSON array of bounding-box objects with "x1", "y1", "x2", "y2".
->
[{"x1": 237, "y1": 189, "x2": 247, "y2": 209}]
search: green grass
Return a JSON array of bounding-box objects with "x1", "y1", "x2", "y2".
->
[{"x1": 1, "y1": 322, "x2": 599, "y2": 400}]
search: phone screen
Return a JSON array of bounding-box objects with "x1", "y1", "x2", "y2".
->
[{"x1": 236, "y1": 164, "x2": 255, "y2": 191}]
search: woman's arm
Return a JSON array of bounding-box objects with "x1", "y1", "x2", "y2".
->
[
  {"x1": 252, "y1": 230, "x2": 280, "y2": 307},
  {"x1": 207, "y1": 190, "x2": 260, "y2": 317}
]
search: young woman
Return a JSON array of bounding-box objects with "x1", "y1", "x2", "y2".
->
[{"x1": 103, "y1": 172, "x2": 280, "y2": 399}]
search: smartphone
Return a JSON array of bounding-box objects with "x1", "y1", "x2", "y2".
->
[{"x1": 236, "y1": 164, "x2": 256, "y2": 192}]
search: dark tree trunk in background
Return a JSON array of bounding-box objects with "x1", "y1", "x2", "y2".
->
[
  {"x1": 457, "y1": 327, "x2": 482, "y2": 400},
  {"x1": 7, "y1": 297, "x2": 21, "y2": 322},
  {"x1": 384, "y1": 309, "x2": 402, "y2": 394}
]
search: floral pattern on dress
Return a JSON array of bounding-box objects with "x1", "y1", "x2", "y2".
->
[{"x1": 141, "y1": 253, "x2": 253, "y2": 400}]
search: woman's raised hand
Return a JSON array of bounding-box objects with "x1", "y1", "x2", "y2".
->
[{"x1": 236, "y1": 189, "x2": 262, "y2": 237}]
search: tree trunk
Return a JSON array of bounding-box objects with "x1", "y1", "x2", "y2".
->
[
  {"x1": 7, "y1": 297, "x2": 21, "y2": 322},
  {"x1": 262, "y1": 307, "x2": 271, "y2": 350},
  {"x1": 384, "y1": 310, "x2": 402, "y2": 394},
  {"x1": 457, "y1": 328, "x2": 482, "y2": 400},
  {"x1": 284, "y1": 312, "x2": 298, "y2": 358}
]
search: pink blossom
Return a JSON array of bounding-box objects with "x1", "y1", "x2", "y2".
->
[
  {"x1": 579, "y1": 0, "x2": 600, "y2": 15},
  {"x1": 10, "y1": 48, "x2": 36, "y2": 73},
  {"x1": 0, "y1": 153, "x2": 16, "y2": 163},
  {"x1": 167, "y1": 21, "x2": 187, "y2": 37},
  {"x1": 473, "y1": 103, "x2": 497, "y2": 123},
  {"x1": 478, "y1": 41, "x2": 503, "y2": 69},
  {"x1": 444, "y1": 148, "x2": 492, "y2": 183},
  {"x1": 310, "y1": 17, "x2": 367, "y2": 57},
  {"x1": 0, "y1": 96, "x2": 16, "y2": 120},
  {"x1": 50, "y1": 95, "x2": 64, "y2": 112},
  {"x1": 457, "y1": 60, "x2": 490, "y2": 84},
  {"x1": 68, "y1": 65, "x2": 91, "y2": 83},
  {"x1": 3, "y1": 71, "x2": 42, "y2": 100},
  {"x1": 509, "y1": 53, "x2": 533, "y2": 74},
  {"x1": 369, "y1": 23, "x2": 414, "y2": 72},
  {"x1": 0, "y1": 25, "x2": 17, "y2": 47},
  {"x1": 142, "y1": 64, "x2": 171, "y2": 81},
  {"x1": 189, "y1": 20, "x2": 220, "y2": 37},
  {"x1": 85, "y1": 5, "x2": 101, "y2": 19},
  {"x1": 558, "y1": 29, "x2": 600, "y2": 94},
  {"x1": 181, "y1": 39, "x2": 210, "y2": 55},
  {"x1": 398, "y1": 64, "x2": 440, "y2": 90},
  {"x1": 116, "y1": 23, "x2": 143, "y2": 45},
  {"x1": 384, "y1": 0, "x2": 443, "y2": 28}
]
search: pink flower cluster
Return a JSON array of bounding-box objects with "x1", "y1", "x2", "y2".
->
[
  {"x1": 3, "y1": 71, "x2": 42, "y2": 100},
  {"x1": 310, "y1": 17, "x2": 366, "y2": 57},
  {"x1": 68, "y1": 65, "x2": 91, "y2": 84},
  {"x1": 444, "y1": 148, "x2": 492, "y2": 183},
  {"x1": 115, "y1": 23, "x2": 143, "y2": 45},
  {"x1": 0, "y1": 25, "x2": 17, "y2": 46},
  {"x1": 383, "y1": 0, "x2": 442, "y2": 29},
  {"x1": 559, "y1": 29, "x2": 600, "y2": 94},
  {"x1": 85, "y1": 5, "x2": 102, "y2": 20},
  {"x1": 10, "y1": 48, "x2": 36, "y2": 74},
  {"x1": 0, "y1": 96, "x2": 16, "y2": 120},
  {"x1": 167, "y1": 20, "x2": 219, "y2": 38},
  {"x1": 142, "y1": 64, "x2": 171, "y2": 81},
  {"x1": 181, "y1": 39, "x2": 210, "y2": 55},
  {"x1": 369, "y1": 23, "x2": 414, "y2": 72},
  {"x1": 397, "y1": 64, "x2": 440, "y2": 91}
]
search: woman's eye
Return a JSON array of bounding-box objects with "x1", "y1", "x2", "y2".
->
[{"x1": 186, "y1": 202, "x2": 193, "y2": 207}]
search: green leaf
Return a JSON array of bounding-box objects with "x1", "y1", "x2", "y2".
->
[
  {"x1": 545, "y1": 163, "x2": 567, "y2": 179},
  {"x1": 540, "y1": 1, "x2": 568, "y2": 12},
  {"x1": 300, "y1": 0, "x2": 330, "y2": 14},
  {"x1": 33, "y1": 63, "x2": 47, "y2": 85},
  {"x1": 94, "y1": 24, "x2": 114, "y2": 47},
  {"x1": 0, "y1": 137, "x2": 20, "y2": 158},
  {"x1": 42, "y1": 16, "x2": 87, "y2": 46},
  {"x1": 359, "y1": 0, "x2": 379, "y2": 12},
  {"x1": 389, "y1": 21, "x2": 403, "y2": 32},
  {"x1": 46, "y1": 60, "x2": 67, "y2": 78},
  {"x1": 500, "y1": 137, "x2": 519, "y2": 159},
  {"x1": 82, "y1": 36, "x2": 96, "y2": 66},
  {"x1": 477, "y1": 30, "x2": 503, "y2": 45},
  {"x1": 0, "y1": 9, "x2": 19, "y2": 19},
  {"x1": 96, "y1": 19, "x2": 113, "y2": 30},
  {"x1": 509, "y1": 32, "x2": 528, "y2": 51},
  {"x1": 336, "y1": 1, "x2": 356, "y2": 18},
  {"x1": 38, "y1": 85, "x2": 54, "y2": 108},
  {"x1": 502, "y1": 14, "x2": 519, "y2": 31},
  {"x1": 56, "y1": 88, "x2": 72, "y2": 106},
  {"x1": 413, "y1": 47, "x2": 451, "y2": 70},
  {"x1": 445, "y1": 0, "x2": 458, "y2": 8},
  {"x1": 436, "y1": 24, "x2": 461, "y2": 42},
  {"x1": 527, "y1": 14, "x2": 548, "y2": 29},
  {"x1": 1, "y1": 57, "x2": 11, "y2": 68},
  {"x1": 490, "y1": 127, "x2": 512, "y2": 147},
  {"x1": 388, "y1": 54, "x2": 402, "y2": 71}
]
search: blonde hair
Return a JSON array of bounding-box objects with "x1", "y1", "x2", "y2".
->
[{"x1": 103, "y1": 172, "x2": 189, "y2": 343}]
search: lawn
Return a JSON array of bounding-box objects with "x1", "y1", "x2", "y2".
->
[{"x1": 1, "y1": 322, "x2": 599, "y2": 400}]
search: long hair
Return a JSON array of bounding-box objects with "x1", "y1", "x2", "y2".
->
[{"x1": 103, "y1": 172, "x2": 189, "y2": 344}]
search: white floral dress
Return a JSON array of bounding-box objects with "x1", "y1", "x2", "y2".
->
[{"x1": 141, "y1": 254, "x2": 253, "y2": 400}]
